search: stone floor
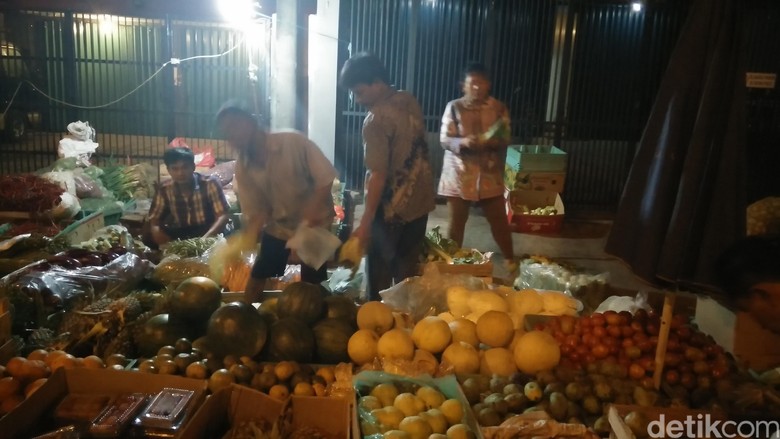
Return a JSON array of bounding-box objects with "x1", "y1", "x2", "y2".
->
[{"x1": 355, "y1": 203, "x2": 659, "y2": 295}]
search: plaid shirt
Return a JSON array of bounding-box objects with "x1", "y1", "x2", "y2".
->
[{"x1": 149, "y1": 173, "x2": 229, "y2": 228}]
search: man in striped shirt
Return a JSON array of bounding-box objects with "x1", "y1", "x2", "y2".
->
[{"x1": 147, "y1": 147, "x2": 230, "y2": 247}]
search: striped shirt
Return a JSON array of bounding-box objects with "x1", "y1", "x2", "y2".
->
[{"x1": 148, "y1": 173, "x2": 229, "y2": 229}]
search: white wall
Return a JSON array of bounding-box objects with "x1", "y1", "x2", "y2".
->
[{"x1": 307, "y1": 0, "x2": 339, "y2": 163}]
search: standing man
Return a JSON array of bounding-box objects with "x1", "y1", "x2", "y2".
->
[
  {"x1": 438, "y1": 62, "x2": 515, "y2": 271},
  {"x1": 216, "y1": 100, "x2": 338, "y2": 303},
  {"x1": 339, "y1": 53, "x2": 435, "y2": 300},
  {"x1": 146, "y1": 146, "x2": 230, "y2": 248}
]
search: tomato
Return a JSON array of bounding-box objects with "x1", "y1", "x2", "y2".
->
[
  {"x1": 621, "y1": 326, "x2": 635, "y2": 338},
  {"x1": 664, "y1": 353, "x2": 682, "y2": 367},
  {"x1": 622, "y1": 338, "x2": 635, "y2": 349},
  {"x1": 676, "y1": 326, "x2": 692, "y2": 341},
  {"x1": 590, "y1": 313, "x2": 606, "y2": 327},
  {"x1": 592, "y1": 326, "x2": 607, "y2": 338},
  {"x1": 604, "y1": 311, "x2": 620, "y2": 326},
  {"x1": 607, "y1": 325, "x2": 622, "y2": 338},
  {"x1": 680, "y1": 372, "x2": 696, "y2": 389},
  {"x1": 664, "y1": 369, "x2": 680, "y2": 385},
  {"x1": 628, "y1": 363, "x2": 646, "y2": 380},
  {"x1": 641, "y1": 377, "x2": 655, "y2": 390},
  {"x1": 592, "y1": 344, "x2": 610, "y2": 359},
  {"x1": 645, "y1": 322, "x2": 659, "y2": 336},
  {"x1": 624, "y1": 346, "x2": 642, "y2": 360},
  {"x1": 584, "y1": 354, "x2": 597, "y2": 364},
  {"x1": 630, "y1": 321, "x2": 645, "y2": 333}
]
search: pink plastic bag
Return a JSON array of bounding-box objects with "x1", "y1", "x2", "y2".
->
[{"x1": 168, "y1": 138, "x2": 216, "y2": 168}]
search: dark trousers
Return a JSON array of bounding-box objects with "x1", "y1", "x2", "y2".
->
[
  {"x1": 251, "y1": 232, "x2": 328, "y2": 284},
  {"x1": 366, "y1": 212, "x2": 428, "y2": 301}
]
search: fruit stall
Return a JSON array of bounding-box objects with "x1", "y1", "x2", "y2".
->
[{"x1": 0, "y1": 219, "x2": 779, "y2": 439}]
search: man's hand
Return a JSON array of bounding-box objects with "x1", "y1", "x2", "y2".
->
[
  {"x1": 351, "y1": 223, "x2": 371, "y2": 251},
  {"x1": 460, "y1": 135, "x2": 478, "y2": 150},
  {"x1": 151, "y1": 226, "x2": 171, "y2": 245}
]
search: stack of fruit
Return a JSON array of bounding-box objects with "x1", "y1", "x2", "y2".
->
[
  {"x1": 537, "y1": 310, "x2": 734, "y2": 390},
  {"x1": 357, "y1": 379, "x2": 477, "y2": 439},
  {"x1": 348, "y1": 300, "x2": 563, "y2": 380},
  {"x1": 0, "y1": 350, "x2": 125, "y2": 416}
]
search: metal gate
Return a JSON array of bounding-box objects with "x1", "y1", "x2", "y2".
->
[
  {"x1": 0, "y1": 9, "x2": 271, "y2": 174},
  {"x1": 337, "y1": 0, "x2": 691, "y2": 214}
]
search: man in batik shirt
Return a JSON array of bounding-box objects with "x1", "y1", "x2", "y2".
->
[{"x1": 339, "y1": 53, "x2": 436, "y2": 300}]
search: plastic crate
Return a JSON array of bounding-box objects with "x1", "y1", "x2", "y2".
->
[{"x1": 506, "y1": 145, "x2": 568, "y2": 172}]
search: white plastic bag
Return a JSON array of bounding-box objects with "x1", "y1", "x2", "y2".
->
[
  {"x1": 594, "y1": 291, "x2": 652, "y2": 314},
  {"x1": 285, "y1": 224, "x2": 341, "y2": 270}
]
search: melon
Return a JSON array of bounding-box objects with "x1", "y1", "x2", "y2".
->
[
  {"x1": 348, "y1": 329, "x2": 380, "y2": 365},
  {"x1": 136, "y1": 314, "x2": 191, "y2": 358},
  {"x1": 441, "y1": 342, "x2": 480, "y2": 374},
  {"x1": 446, "y1": 286, "x2": 472, "y2": 318},
  {"x1": 476, "y1": 310, "x2": 514, "y2": 348},
  {"x1": 312, "y1": 318, "x2": 355, "y2": 364},
  {"x1": 479, "y1": 347, "x2": 517, "y2": 376},
  {"x1": 206, "y1": 302, "x2": 268, "y2": 358},
  {"x1": 277, "y1": 282, "x2": 325, "y2": 324},
  {"x1": 264, "y1": 318, "x2": 315, "y2": 363},
  {"x1": 513, "y1": 330, "x2": 561, "y2": 374},
  {"x1": 377, "y1": 328, "x2": 415, "y2": 361},
  {"x1": 467, "y1": 290, "x2": 508, "y2": 315},
  {"x1": 357, "y1": 301, "x2": 394, "y2": 335},
  {"x1": 411, "y1": 316, "x2": 451, "y2": 354},
  {"x1": 323, "y1": 295, "x2": 358, "y2": 324},
  {"x1": 170, "y1": 277, "x2": 222, "y2": 323}
]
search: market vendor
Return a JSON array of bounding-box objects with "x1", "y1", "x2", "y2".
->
[
  {"x1": 716, "y1": 234, "x2": 780, "y2": 333},
  {"x1": 437, "y1": 62, "x2": 516, "y2": 272},
  {"x1": 216, "y1": 100, "x2": 338, "y2": 303},
  {"x1": 145, "y1": 147, "x2": 230, "y2": 247}
]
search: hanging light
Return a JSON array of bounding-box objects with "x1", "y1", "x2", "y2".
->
[
  {"x1": 217, "y1": 0, "x2": 260, "y2": 27},
  {"x1": 631, "y1": 2, "x2": 643, "y2": 13}
]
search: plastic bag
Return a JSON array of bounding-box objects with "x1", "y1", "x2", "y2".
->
[
  {"x1": 42, "y1": 171, "x2": 77, "y2": 196},
  {"x1": 202, "y1": 160, "x2": 236, "y2": 187},
  {"x1": 594, "y1": 291, "x2": 652, "y2": 314},
  {"x1": 168, "y1": 138, "x2": 216, "y2": 168},
  {"x1": 0, "y1": 252, "x2": 152, "y2": 332},
  {"x1": 152, "y1": 254, "x2": 214, "y2": 288},
  {"x1": 514, "y1": 258, "x2": 609, "y2": 295},
  {"x1": 285, "y1": 224, "x2": 341, "y2": 270},
  {"x1": 327, "y1": 260, "x2": 366, "y2": 300},
  {"x1": 380, "y1": 264, "x2": 488, "y2": 323},
  {"x1": 49, "y1": 192, "x2": 81, "y2": 219},
  {"x1": 207, "y1": 233, "x2": 258, "y2": 282}
]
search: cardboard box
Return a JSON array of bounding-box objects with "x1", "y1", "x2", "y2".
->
[
  {"x1": 506, "y1": 190, "x2": 565, "y2": 234},
  {"x1": 418, "y1": 260, "x2": 494, "y2": 279},
  {"x1": 506, "y1": 145, "x2": 568, "y2": 172},
  {"x1": 695, "y1": 296, "x2": 780, "y2": 371},
  {"x1": 607, "y1": 404, "x2": 727, "y2": 439},
  {"x1": 181, "y1": 385, "x2": 352, "y2": 439},
  {"x1": 508, "y1": 171, "x2": 567, "y2": 193},
  {"x1": 0, "y1": 367, "x2": 208, "y2": 438}
]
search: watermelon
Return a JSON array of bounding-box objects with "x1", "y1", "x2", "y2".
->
[
  {"x1": 276, "y1": 282, "x2": 325, "y2": 324},
  {"x1": 136, "y1": 314, "x2": 191, "y2": 358},
  {"x1": 322, "y1": 295, "x2": 358, "y2": 325},
  {"x1": 264, "y1": 317, "x2": 315, "y2": 363},
  {"x1": 312, "y1": 318, "x2": 355, "y2": 364},
  {"x1": 206, "y1": 302, "x2": 268, "y2": 358},
  {"x1": 170, "y1": 276, "x2": 221, "y2": 323}
]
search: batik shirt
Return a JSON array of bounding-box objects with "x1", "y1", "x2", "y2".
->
[
  {"x1": 438, "y1": 96, "x2": 511, "y2": 201},
  {"x1": 363, "y1": 90, "x2": 435, "y2": 223},
  {"x1": 148, "y1": 173, "x2": 229, "y2": 228}
]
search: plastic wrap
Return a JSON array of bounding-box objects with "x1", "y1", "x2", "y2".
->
[
  {"x1": 328, "y1": 262, "x2": 366, "y2": 300},
  {"x1": 42, "y1": 170, "x2": 77, "y2": 195},
  {"x1": 49, "y1": 192, "x2": 81, "y2": 219},
  {"x1": 354, "y1": 371, "x2": 481, "y2": 438},
  {"x1": 594, "y1": 291, "x2": 652, "y2": 314},
  {"x1": 202, "y1": 160, "x2": 236, "y2": 187},
  {"x1": 0, "y1": 252, "x2": 152, "y2": 331},
  {"x1": 152, "y1": 254, "x2": 214, "y2": 288},
  {"x1": 286, "y1": 224, "x2": 341, "y2": 270},
  {"x1": 513, "y1": 258, "x2": 608, "y2": 296},
  {"x1": 379, "y1": 264, "x2": 488, "y2": 323}
]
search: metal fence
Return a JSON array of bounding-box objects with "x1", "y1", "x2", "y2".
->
[
  {"x1": 337, "y1": 0, "x2": 691, "y2": 213},
  {"x1": 0, "y1": 10, "x2": 271, "y2": 174}
]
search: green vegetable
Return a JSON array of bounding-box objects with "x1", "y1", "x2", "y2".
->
[{"x1": 163, "y1": 237, "x2": 219, "y2": 258}]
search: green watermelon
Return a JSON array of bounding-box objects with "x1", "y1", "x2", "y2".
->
[
  {"x1": 312, "y1": 318, "x2": 355, "y2": 364},
  {"x1": 264, "y1": 318, "x2": 315, "y2": 363},
  {"x1": 276, "y1": 282, "x2": 325, "y2": 324}
]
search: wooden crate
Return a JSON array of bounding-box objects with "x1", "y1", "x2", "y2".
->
[
  {"x1": 608, "y1": 404, "x2": 730, "y2": 439},
  {"x1": 418, "y1": 260, "x2": 494, "y2": 278},
  {"x1": 0, "y1": 298, "x2": 10, "y2": 344}
]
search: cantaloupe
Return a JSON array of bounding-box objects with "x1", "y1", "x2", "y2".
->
[
  {"x1": 449, "y1": 318, "x2": 479, "y2": 347},
  {"x1": 348, "y1": 329, "x2": 380, "y2": 365},
  {"x1": 441, "y1": 342, "x2": 480, "y2": 374},
  {"x1": 377, "y1": 329, "x2": 415, "y2": 361},
  {"x1": 479, "y1": 348, "x2": 517, "y2": 376}
]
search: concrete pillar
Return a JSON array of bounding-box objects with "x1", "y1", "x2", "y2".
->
[
  {"x1": 307, "y1": 0, "x2": 339, "y2": 162},
  {"x1": 271, "y1": 0, "x2": 298, "y2": 130}
]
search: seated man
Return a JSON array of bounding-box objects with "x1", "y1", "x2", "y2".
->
[
  {"x1": 146, "y1": 147, "x2": 230, "y2": 247},
  {"x1": 716, "y1": 234, "x2": 780, "y2": 333}
]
